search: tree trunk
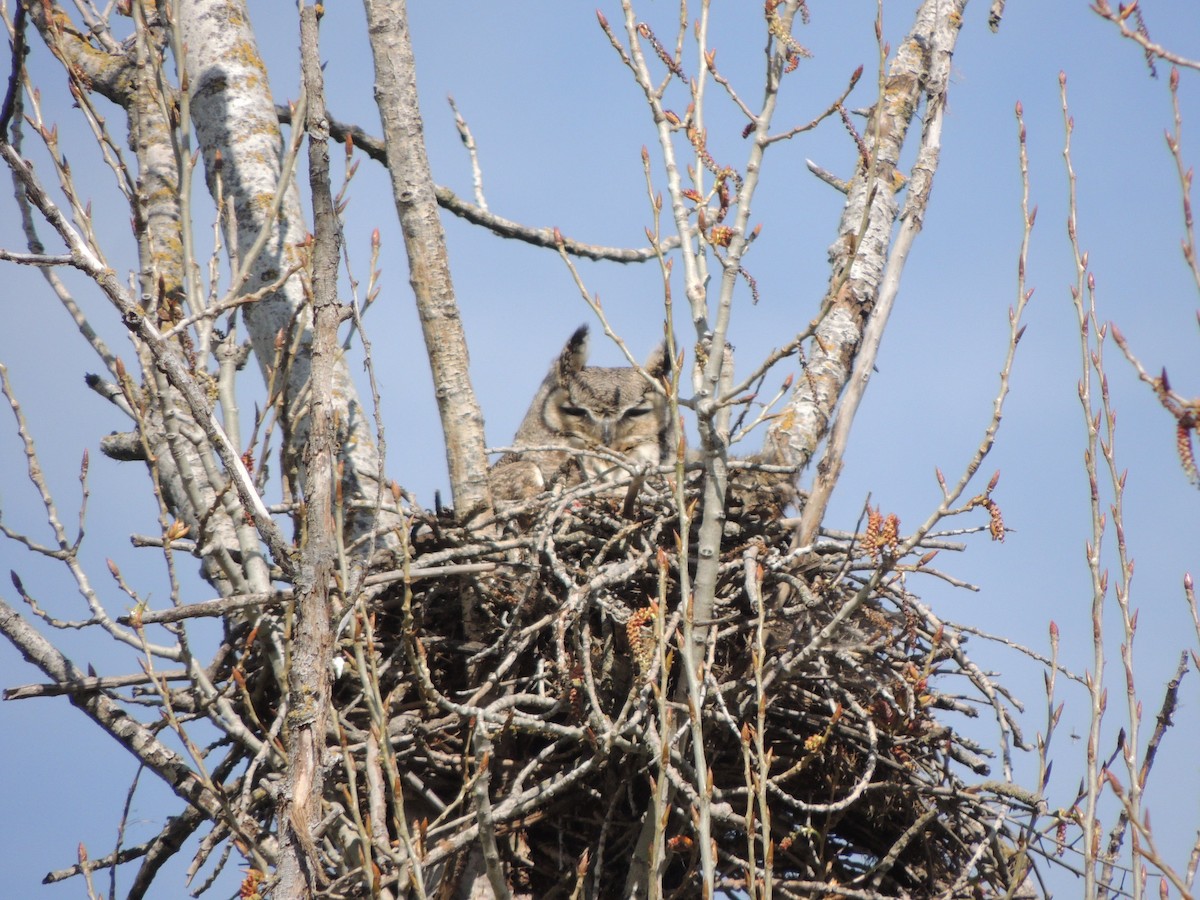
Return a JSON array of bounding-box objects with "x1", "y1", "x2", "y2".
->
[
  {"x1": 180, "y1": 0, "x2": 400, "y2": 555},
  {"x1": 764, "y1": 0, "x2": 968, "y2": 547},
  {"x1": 273, "y1": 8, "x2": 340, "y2": 895},
  {"x1": 362, "y1": 0, "x2": 494, "y2": 524}
]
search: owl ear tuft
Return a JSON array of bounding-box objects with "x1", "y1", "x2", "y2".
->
[
  {"x1": 644, "y1": 338, "x2": 672, "y2": 381},
  {"x1": 558, "y1": 326, "x2": 589, "y2": 379}
]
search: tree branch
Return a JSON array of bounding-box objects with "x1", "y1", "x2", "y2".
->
[
  {"x1": 362, "y1": 0, "x2": 493, "y2": 523},
  {"x1": 276, "y1": 103, "x2": 679, "y2": 262},
  {"x1": 274, "y1": 8, "x2": 340, "y2": 894},
  {"x1": 0, "y1": 595, "x2": 274, "y2": 869},
  {"x1": 794, "y1": 1, "x2": 967, "y2": 547}
]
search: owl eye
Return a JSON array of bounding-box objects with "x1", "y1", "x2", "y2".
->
[
  {"x1": 624, "y1": 406, "x2": 652, "y2": 418},
  {"x1": 560, "y1": 405, "x2": 588, "y2": 418}
]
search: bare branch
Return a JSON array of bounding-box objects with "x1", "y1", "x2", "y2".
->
[
  {"x1": 764, "y1": 1, "x2": 969, "y2": 497},
  {"x1": 0, "y1": 595, "x2": 274, "y2": 868},
  {"x1": 276, "y1": 102, "x2": 679, "y2": 261},
  {"x1": 362, "y1": 0, "x2": 493, "y2": 523},
  {"x1": 1091, "y1": 1, "x2": 1200, "y2": 73}
]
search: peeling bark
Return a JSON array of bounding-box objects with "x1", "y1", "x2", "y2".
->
[
  {"x1": 180, "y1": 0, "x2": 400, "y2": 554},
  {"x1": 763, "y1": 0, "x2": 968, "y2": 504}
]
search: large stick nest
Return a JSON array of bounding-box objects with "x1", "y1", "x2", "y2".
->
[{"x1": 223, "y1": 472, "x2": 1036, "y2": 898}]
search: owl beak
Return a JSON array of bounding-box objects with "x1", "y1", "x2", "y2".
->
[{"x1": 600, "y1": 421, "x2": 615, "y2": 447}]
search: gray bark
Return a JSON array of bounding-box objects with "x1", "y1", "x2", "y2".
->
[
  {"x1": 790, "y1": 0, "x2": 967, "y2": 547},
  {"x1": 19, "y1": 0, "x2": 263, "y2": 597},
  {"x1": 180, "y1": 0, "x2": 400, "y2": 554},
  {"x1": 763, "y1": 0, "x2": 968, "y2": 517},
  {"x1": 275, "y1": 10, "x2": 339, "y2": 894},
  {"x1": 362, "y1": 0, "x2": 494, "y2": 523}
]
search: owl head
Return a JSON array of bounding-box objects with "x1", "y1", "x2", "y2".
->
[{"x1": 541, "y1": 325, "x2": 673, "y2": 479}]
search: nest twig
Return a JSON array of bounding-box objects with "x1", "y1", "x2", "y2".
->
[{"x1": 61, "y1": 473, "x2": 1050, "y2": 897}]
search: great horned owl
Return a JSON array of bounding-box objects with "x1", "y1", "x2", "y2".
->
[{"x1": 489, "y1": 325, "x2": 673, "y2": 503}]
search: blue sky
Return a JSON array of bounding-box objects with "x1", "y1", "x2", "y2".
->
[{"x1": 2, "y1": 2, "x2": 1199, "y2": 895}]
